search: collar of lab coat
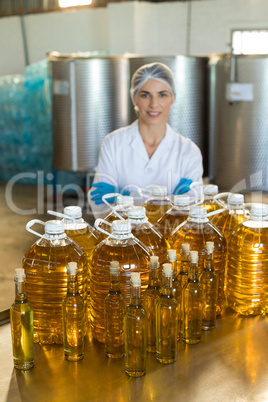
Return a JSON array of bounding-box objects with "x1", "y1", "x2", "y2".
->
[{"x1": 129, "y1": 120, "x2": 174, "y2": 164}]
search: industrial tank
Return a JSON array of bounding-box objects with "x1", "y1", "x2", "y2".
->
[
  {"x1": 49, "y1": 53, "x2": 129, "y2": 172},
  {"x1": 209, "y1": 54, "x2": 268, "y2": 192}
]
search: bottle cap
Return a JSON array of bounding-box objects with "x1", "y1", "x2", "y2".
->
[
  {"x1": 189, "y1": 206, "x2": 207, "y2": 219},
  {"x1": 162, "y1": 263, "x2": 173, "y2": 277},
  {"x1": 173, "y1": 195, "x2": 190, "y2": 207},
  {"x1": 149, "y1": 255, "x2": 159, "y2": 269},
  {"x1": 130, "y1": 272, "x2": 141, "y2": 286},
  {"x1": 152, "y1": 186, "x2": 167, "y2": 197},
  {"x1": 128, "y1": 206, "x2": 146, "y2": 219},
  {"x1": 204, "y1": 184, "x2": 218, "y2": 195},
  {"x1": 251, "y1": 203, "x2": 268, "y2": 218},
  {"x1": 67, "y1": 262, "x2": 78, "y2": 275},
  {"x1": 112, "y1": 219, "x2": 132, "y2": 235},
  {"x1": 205, "y1": 241, "x2": 214, "y2": 254},
  {"x1": 190, "y1": 250, "x2": 199, "y2": 263},
  {"x1": 167, "y1": 249, "x2": 177, "y2": 262},
  {"x1": 181, "y1": 243, "x2": 190, "y2": 255},
  {"x1": 117, "y1": 196, "x2": 134, "y2": 206},
  {"x1": 45, "y1": 220, "x2": 65, "y2": 234},
  {"x1": 14, "y1": 268, "x2": 26, "y2": 282},
  {"x1": 228, "y1": 193, "x2": 244, "y2": 205},
  {"x1": 63, "y1": 206, "x2": 82, "y2": 219},
  {"x1": 110, "y1": 260, "x2": 120, "y2": 274}
]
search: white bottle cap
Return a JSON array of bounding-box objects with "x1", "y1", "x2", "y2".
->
[
  {"x1": 228, "y1": 193, "x2": 244, "y2": 205},
  {"x1": 117, "y1": 196, "x2": 134, "y2": 206},
  {"x1": 128, "y1": 206, "x2": 146, "y2": 219},
  {"x1": 45, "y1": 220, "x2": 65, "y2": 234},
  {"x1": 174, "y1": 195, "x2": 190, "y2": 207},
  {"x1": 112, "y1": 219, "x2": 132, "y2": 235},
  {"x1": 167, "y1": 249, "x2": 177, "y2": 262},
  {"x1": 162, "y1": 263, "x2": 173, "y2": 277},
  {"x1": 67, "y1": 262, "x2": 78, "y2": 275},
  {"x1": 204, "y1": 184, "x2": 218, "y2": 195},
  {"x1": 130, "y1": 272, "x2": 141, "y2": 286},
  {"x1": 189, "y1": 206, "x2": 207, "y2": 219},
  {"x1": 110, "y1": 260, "x2": 120, "y2": 274},
  {"x1": 14, "y1": 268, "x2": 26, "y2": 282},
  {"x1": 205, "y1": 241, "x2": 214, "y2": 254},
  {"x1": 149, "y1": 255, "x2": 160, "y2": 269},
  {"x1": 251, "y1": 203, "x2": 268, "y2": 218},
  {"x1": 190, "y1": 250, "x2": 199, "y2": 263},
  {"x1": 63, "y1": 206, "x2": 82, "y2": 219},
  {"x1": 152, "y1": 186, "x2": 167, "y2": 196},
  {"x1": 181, "y1": 243, "x2": 190, "y2": 255}
]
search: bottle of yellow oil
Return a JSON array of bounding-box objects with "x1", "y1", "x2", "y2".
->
[
  {"x1": 90, "y1": 219, "x2": 150, "y2": 343},
  {"x1": 178, "y1": 243, "x2": 190, "y2": 336},
  {"x1": 143, "y1": 186, "x2": 173, "y2": 225},
  {"x1": 155, "y1": 195, "x2": 190, "y2": 242},
  {"x1": 169, "y1": 205, "x2": 226, "y2": 315},
  {"x1": 22, "y1": 219, "x2": 86, "y2": 344},
  {"x1": 227, "y1": 203, "x2": 268, "y2": 315},
  {"x1": 200, "y1": 184, "x2": 222, "y2": 214},
  {"x1": 128, "y1": 206, "x2": 167, "y2": 265},
  {"x1": 167, "y1": 249, "x2": 181, "y2": 339}
]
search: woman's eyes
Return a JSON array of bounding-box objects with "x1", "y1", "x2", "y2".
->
[{"x1": 140, "y1": 92, "x2": 168, "y2": 98}]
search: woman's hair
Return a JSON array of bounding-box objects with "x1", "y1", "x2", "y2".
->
[{"x1": 130, "y1": 62, "x2": 176, "y2": 103}]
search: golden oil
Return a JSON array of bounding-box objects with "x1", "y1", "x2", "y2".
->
[{"x1": 143, "y1": 186, "x2": 173, "y2": 225}]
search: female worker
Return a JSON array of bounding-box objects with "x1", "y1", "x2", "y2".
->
[{"x1": 88, "y1": 62, "x2": 203, "y2": 218}]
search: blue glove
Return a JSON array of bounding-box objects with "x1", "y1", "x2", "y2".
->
[
  {"x1": 174, "y1": 178, "x2": 193, "y2": 195},
  {"x1": 90, "y1": 182, "x2": 130, "y2": 205}
]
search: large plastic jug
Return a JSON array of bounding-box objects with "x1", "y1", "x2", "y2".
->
[
  {"x1": 143, "y1": 186, "x2": 173, "y2": 225},
  {"x1": 90, "y1": 219, "x2": 150, "y2": 343},
  {"x1": 227, "y1": 203, "x2": 268, "y2": 315},
  {"x1": 169, "y1": 206, "x2": 227, "y2": 315},
  {"x1": 22, "y1": 219, "x2": 86, "y2": 344},
  {"x1": 128, "y1": 206, "x2": 167, "y2": 265},
  {"x1": 200, "y1": 184, "x2": 222, "y2": 214}
]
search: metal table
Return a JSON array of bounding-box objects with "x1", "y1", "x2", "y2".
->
[{"x1": 1, "y1": 307, "x2": 268, "y2": 402}]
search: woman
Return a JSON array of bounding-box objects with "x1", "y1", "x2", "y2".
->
[{"x1": 88, "y1": 62, "x2": 203, "y2": 218}]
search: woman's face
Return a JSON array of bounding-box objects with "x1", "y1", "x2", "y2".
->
[{"x1": 134, "y1": 79, "x2": 174, "y2": 127}]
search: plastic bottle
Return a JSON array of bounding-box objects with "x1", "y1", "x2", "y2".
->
[
  {"x1": 124, "y1": 272, "x2": 147, "y2": 377},
  {"x1": 22, "y1": 219, "x2": 86, "y2": 344},
  {"x1": 156, "y1": 263, "x2": 178, "y2": 364},
  {"x1": 167, "y1": 249, "x2": 181, "y2": 339},
  {"x1": 128, "y1": 206, "x2": 167, "y2": 265},
  {"x1": 62, "y1": 262, "x2": 85, "y2": 361},
  {"x1": 178, "y1": 243, "x2": 190, "y2": 336},
  {"x1": 182, "y1": 251, "x2": 203, "y2": 344},
  {"x1": 10, "y1": 268, "x2": 34, "y2": 370},
  {"x1": 104, "y1": 261, "x2": 126, "y2": 358},
  {"x1": 199, "y1": 242, "x2": 218, "y2": 330},
  {"x1": 227, "y1": 203, "x2": 268, "y2": 315},
  {"x1": 143, "y1": 256, "x2": 161, "y2": 352},
  {"x1": 90, "y1": 219, "x2": 150, "y2": 343},
  {"x1": 143, "y1": 186, "x2": 173, "y2": 225},
  {"x1": 210, "y1": 193, "x2": 246, "y2": 239},
  {"x1": 155, "y1": 195, "x2": 190, "y2": 242},
  {"x1": 200, "y1": 184, "x2": 222, "y2": 214},
  {"x1": 169, "y1": 205, "x2": 226, "y2": 315}
]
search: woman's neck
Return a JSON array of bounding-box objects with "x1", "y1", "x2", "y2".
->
[{"x1": 138, "y1": 121, "x2": 166, "y2": 158}]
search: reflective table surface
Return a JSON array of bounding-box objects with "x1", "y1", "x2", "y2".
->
[{"x1": 1, "y1": 307, "x2": 268, "y2": 402}]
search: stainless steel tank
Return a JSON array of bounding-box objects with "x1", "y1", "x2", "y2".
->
[
  {"x1": 209, "y1": 54, "x2": 268, "y2": 192},
  {"x1": 128, "y1": 56, "x2": 208, "y2": 172},
  {"x1": 50, "y1": 53, "x2": 129, "y2": 171}
]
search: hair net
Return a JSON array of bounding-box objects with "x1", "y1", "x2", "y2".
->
[{"x1": 130, "y1": 62, "x2": 176, "y2": 103}]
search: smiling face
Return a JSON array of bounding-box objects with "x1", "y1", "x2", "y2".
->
[{"x1": 134, "y1": 79, "x2": 174, "y2": 128}]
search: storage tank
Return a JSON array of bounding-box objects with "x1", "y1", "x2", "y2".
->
[
  {"x1": 209, "y1": 54, "x2": 268, "y2": 192},
  {"x1": 49, "y1": 53, "x2": 129, "y2": 172}
]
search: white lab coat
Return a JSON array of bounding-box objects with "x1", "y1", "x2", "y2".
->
[{"x1": 88, "y1": 120, "x2": 203, "y2": 218}]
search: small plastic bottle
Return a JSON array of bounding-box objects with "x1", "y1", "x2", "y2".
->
[
  {"x1": 10, "y1": 268, "x2": 34, "y2": 370},
  {"x1": 104, "y1": 261, "x2": 126, "y2": 358},
  {"x1": 199, "y1": 242, "x2": 218, "y2": 330},
  {"x1": 167, "y1": 249, "x2": 182, "y2": 340},
  {"x1": 143, "y1": 186, "x2": 173, "y2": 225},
  {"x1": 201, "y1": 184, "x2": 222, "y2": 214},
  {"x1": 182, "y1": 251, "x2": 203, "y2": 344},
  {"x1": 128, "y1": 206, "x2": 167, "y2": 265},
  {"x1": 155, "y1": 195, "x2": 190, "y2": 242},
  {"x1": 156, "y1": 263, "x2": 178, "y2": 364},
  {"x1": 62, "y1": 262, "x2": 85, "y2": 361},
  {"x1": 124, "y1": 273, "x2": 147, "y2": 377},
  {"x1": 143, "y1": 256, "x2": 161, "y2": 352}
]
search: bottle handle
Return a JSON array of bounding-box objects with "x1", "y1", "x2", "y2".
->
[
  {"x1": 47, "y1": 210, "x2": 76, "y2": 222},
  {"x1": 26, "y1": 219, "x2": 45, "y2": 238},
  {"x1": 94, "y1": 218, "x2": 113, "y2": 237},
  {"x1": 189, "y1": 181, "x2": 204, "y2": 205},
  {"x1": 207, "y1": 208, "x2": 227, "y2": 218},
  {"x1": 213, "y1": 192, "x2": 231, "y2": 208},
  {"x1": 102, "y1": 193, "x2": 125, "y2": 220}
]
